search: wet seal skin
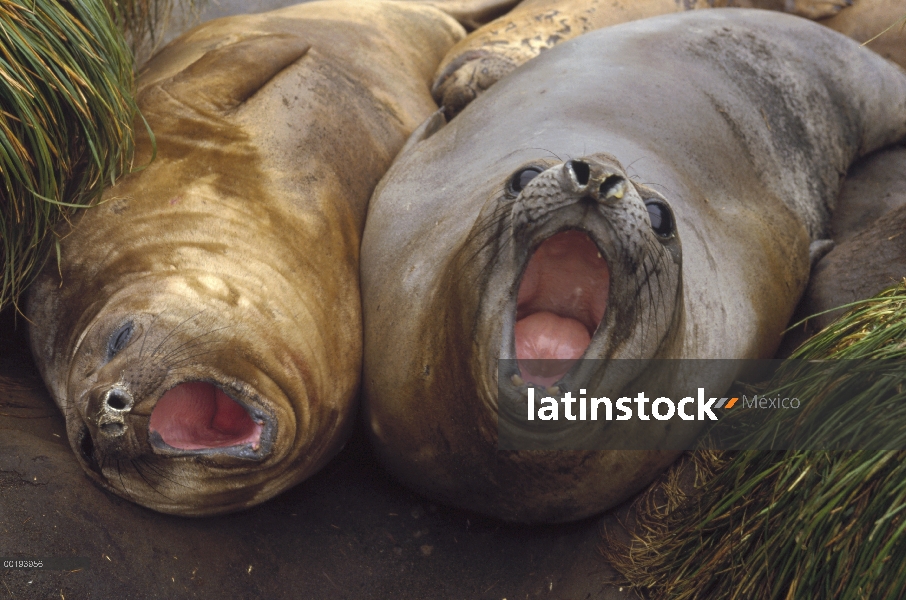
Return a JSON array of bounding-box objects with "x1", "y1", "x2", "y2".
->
[
  {"x1": 361, "y1": 10, "x2": 906, "y2": 522},
  {"x1": 431, "y1": 0, "x2": 855, "y2": 118},
  {"x1": 26, "y1": 0, "x2": 464, "y2": 516}
]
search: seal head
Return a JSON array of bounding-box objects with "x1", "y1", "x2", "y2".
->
[{"x1": 469, "y1": 155, "x2": 681, "y2": 390}]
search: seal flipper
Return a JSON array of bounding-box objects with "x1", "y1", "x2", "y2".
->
[
  {"x1": 809, "y1": 239, "x2": 835, "y2": 268},
  {"x1": 786, "y1": 0, "x2": 853, "y2": 20},
  {"x1": 162, "y1": 35, "x2": 310, "y2": 112},
  {"x1": 417, "y1": 0, "x2": 522, "y2": 29},
  {"x1": 398, "y1": 108, "x2": 447, "y2": 157}
]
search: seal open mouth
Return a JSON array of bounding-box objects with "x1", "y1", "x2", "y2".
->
[
  {"x1": 515, "y1": 230, "x2": 609, "y2": 387},
  {"x1": 149, "y1": 382, "x2": 263, "y2": 450}
]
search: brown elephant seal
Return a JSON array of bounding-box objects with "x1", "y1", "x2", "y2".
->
[
  {"x1": 431, "y1": 0, "x2": 854, "y2": 117},
  {"x1": 361, "y1": 10, "x2": 906, "y2": 522},
  {"x1": 26, "y1": 0, "x2": 464, "y2": 516},
  {"x1": 822, "y1": 0, "x2": 906, "y2": 70}
]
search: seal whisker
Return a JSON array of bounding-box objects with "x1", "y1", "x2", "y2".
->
[
  {"x1": 138, "y1": 311, "x2": 167, "y2": 360},
  {"x1": 147, "y1": 310, "x2": 209, "y2": 359},
  {"x1": 146, "y1": 331, "x2": 228, "y2": 369},
  {"x1": 129, "y1": 459, "x2": 163, "y2": 495},
  {"x1": 642, "y1": 236, "x2": 673, "y2": 353},
  {"x1": 112, "y1": 458, "x2": 137, "y2": 502},
  {"x1": 527, "y1": 147, "x2": 562, "y2": 162},
  {"x1": 161, "y1": 349, "x2": 224, "y2": 369},
  {"x1": 130, "y1": 459, "x2": 179, "y2": 499},
  {"x1": 454, "y1": 201, "x2": 514, "y2": 285},
  {"x1": 153, "y1": 332, "x2": 227, "y2": 362}
]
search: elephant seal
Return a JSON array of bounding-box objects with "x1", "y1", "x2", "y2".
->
[
  {"x1": 26, "y1": 0, "x2": 464, "y2": 516},
  {"x1": 361, "y1": 10, "x2": 906, "y2": 522},
  {"x1": 431, "y1": 0, "x2": 854, "y2": 117},
  {"x1": 822, "y1": 0, "x2": 906, "y2": 70}
]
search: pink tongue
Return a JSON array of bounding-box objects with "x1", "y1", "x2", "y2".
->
[
  {"x1": 149, "y1": 382, "x2": 262, "y2": 450},
  {"x1": 515, "y1": 312, "x2": 591, "y2": 387},
  {"x1": 515, "y1": 230, "x2": 609, "y2": 387}
]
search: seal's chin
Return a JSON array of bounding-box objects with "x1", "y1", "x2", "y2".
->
[
  {"x1": 148, "y1": 382, "x2": 263, "y2": 451},
  {"x1": 515, "y1": 230, "x2": 609, "y2": 386}
]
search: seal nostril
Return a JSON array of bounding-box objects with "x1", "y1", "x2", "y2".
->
[
  {"x1": 599, "y1": 175, "x2": 625, "y2": 200},
  {"x1": 100, "y1": 422, "x2": 125, "y2": 436},
  {"x1": 568, "y1": 160, "x2": 590, "y2": 186},
  {"x1": 106, "y1": 389, "x2": 131, "y2": 411}
]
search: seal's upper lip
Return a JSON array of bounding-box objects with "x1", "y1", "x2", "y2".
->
[{"x1": 513, "y1": 228, "x2": 610, "y2": 387}]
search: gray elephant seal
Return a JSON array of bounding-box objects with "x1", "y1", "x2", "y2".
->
[
  {"x1": 26, "y1": 0, "x2": 463, "y2": 516},
  {"x1": 361, "y1": 10, "x2": 906, "y2": 522}
]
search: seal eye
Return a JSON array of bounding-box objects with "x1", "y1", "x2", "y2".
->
[
  {"x1": 645, "y1": 201, "x2": 674, "y2": 238},
  {"x1": 508, "y1": 167, "x2": 542, "y2": 195},
  {"x1": 108, "y1": 322, "x2": 134, "y2": 359}
]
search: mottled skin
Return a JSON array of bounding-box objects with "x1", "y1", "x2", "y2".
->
[
  {"x1": 361, "y1": 10, "x2": 906, "y2": 522},
  {"x1": 432, "y1": 0, "x2": 854, "y2": 117},
  {"x1": 26, "y1": 0, "x2": 464, "y2": 516}
]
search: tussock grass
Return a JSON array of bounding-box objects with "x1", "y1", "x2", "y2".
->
[
  {"x1": 608, "y1": 282, "x2": 906, "y2": 599},
  {"x1": 0, "y1": 0, "x2": 138, "y2": 311}
]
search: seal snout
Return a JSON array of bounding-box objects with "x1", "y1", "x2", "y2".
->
[
  {"x1": 507, "y1": 158, "x2": 641, "y2": 386},
  {"x1": 512, "y1": 158, "x2": 631, "y2": 227},
  {"x1": 563, "y1": 159, "x2": 627, "y2": 205},
  {"x1": 79, "y1": 383, "x2": 146, "y2": 461}
]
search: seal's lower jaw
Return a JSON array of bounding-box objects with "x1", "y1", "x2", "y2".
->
[
  {"x1": 515, "y1": 230, "x2": 609, "y2": 387},
  {"x1": 148, "y1": 382, "x2": 266, "y2": 456}
]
